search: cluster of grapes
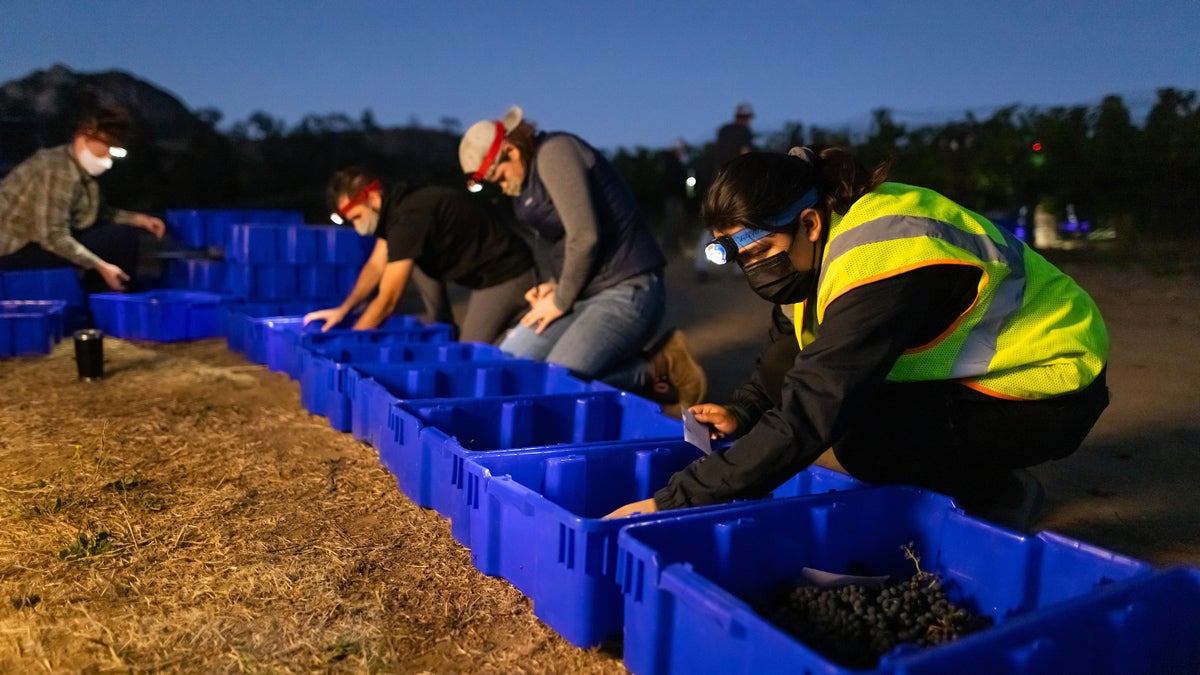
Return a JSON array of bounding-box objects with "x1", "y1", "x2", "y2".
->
[{"x1": 757, "y1": 547, "x2": 992, "y2": 669}]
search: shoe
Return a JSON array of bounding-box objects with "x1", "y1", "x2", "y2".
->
[
  {"x1": 969, "y1": 469, "x2": 1045, "y2": 533},
  {"x1": 647, "y1": 329, "x2": 707, "y2": 414}
]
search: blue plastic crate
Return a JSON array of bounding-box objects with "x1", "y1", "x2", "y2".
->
[
  {"x1": 167, "y1": 209, "x2": 305, "y2": 251},
  {"x1": 335, "y1": 264, "x2": 361, "y2": 296},
  {"x1": 297, "y1": 265, "x2": 337, "y2": 298},
  {"x1": 0, "y1": 300, "x2": 67, "y2": 357},
  {"x1": 165, "y1": 209, "x2": 206, "y2": 248},
  {"x1": 224, "y1": 262, "x2": 299, "y2": 300},
  {"x1": 378, "y1": 390, "x2": 683, "y2": 515},
  {"x1": 318, "y1": 227, "x2": 373, "y2": 265},
  {"x1": 221, "y1": 301, "x2": 330, "y2": 355},
  {"x1": 90, "y1": 291, "x2": 224, "y2": 342},
  {"x1": 616, "y1": 487, "x2": 1154, "y2": 675},
  {"x1": 0, "y1": 268, "x2": 85, "y2": 308},
  {"x1": 227, "y1": 224, "x2": 321, "y2": 264},
  {"x1": 300, "y1": 341, "x2": 511, "y2": 429},
  {"x1": 889, "y1": 566, "x2": 1200, "y2": 674},
  {"x1": 163, "y1": 258, "x2": 226, "y2": 293},
  {"x1": 326, "y1": 358, "x2": 595, "y2": 435},
  {"x1": 459, "y1": 441, "x2": 863, "y2": 647},
  {"x1": 265, "y1": 316, "x2": 454, "y2": 380}
]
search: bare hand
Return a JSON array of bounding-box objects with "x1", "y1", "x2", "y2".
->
[
  {"x1": 523, "y1": 281, "x2": 556, "y2": 305},
  {"x1": 96, "y1": 262, "x2": 129, "y2": 291},
  {"x1": 131, "y1": 213, "x2": 166, "y2": 238},
  {"x1": 520, "y1": 291, "x2": 565, "y2": 334},
  {"x1": 689, "y1": 403, "x2": 739, "y2": 438},
  {"x1": 303, "y1": 307, "x2": 347, "y2": 332},
  {"x1": 603, "y1": 497, "x2": 658, "y2": 520}
]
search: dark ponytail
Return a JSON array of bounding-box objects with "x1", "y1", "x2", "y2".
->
[{"x1": 703, "y1": 146, "x2": 892, "y2": 235}]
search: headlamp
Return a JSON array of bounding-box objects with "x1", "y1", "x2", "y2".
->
[
  {"x1": 705, "y1": 227, "x2": 776, "y2": 265},
  {"x1": 108, "y1": 146, "x2": 127, "y2": 159},
  {"x1": 329, "y1": 179, "x2": 381, "y2": 225},
  {"x1": 703, "y1": 187, "x2": 820, "y2": 265}
]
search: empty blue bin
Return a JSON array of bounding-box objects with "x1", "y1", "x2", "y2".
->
[
  {"x1": 0, "y1": 268, "x2": 85, "y2": 308},
  {"x1": 266, "y1": 316, "x2": 454, "y2": 380},
  {"x1": 0, "y1": 300, "x2": 66, "y2": 357},
  {"x1": 165, "y1": 209, "x2": 206, "y2": 248},
  {"x1": 90, "y1": 291, "x2": 224, "y2": 342},
  {"x1": 227, "y1": 224, "x2": 321, "y2": 264},
  {"x1": 331, "y1": 359, "x2": 598, "y2": 437},
  {"x1": 459, "y1": 441, "x2": 863, "y2": 647},
  {"x1": 319, "y1": 227, "x2": 373, "y2": 265},
  {"x1": 378, "y1": 390, "x2": 683, "y2": 516},
  {"x1": 616, "y1": 487, "x2": 1154, "y2": 675},
  {"x1": 295, "y1": 341, "x2": 508, "y2": 438},
  {"x1": 222, "y1": 301, "x2": 331, "y2": 356},
  {"x1": 164, "y1": 258, "x2": 226, "y2": 293}
]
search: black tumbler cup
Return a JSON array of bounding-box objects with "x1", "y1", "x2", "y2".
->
[{"x1": 73, "y1": 329, "x2": 104, "y2": 380}]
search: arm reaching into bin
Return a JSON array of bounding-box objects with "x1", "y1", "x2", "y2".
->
[
  {"x1": 304, "y1": 238, "x2": 387, "y2": 331},
  {"x1": 353, "y1": 257, "x2": 414, "y2": 330}
]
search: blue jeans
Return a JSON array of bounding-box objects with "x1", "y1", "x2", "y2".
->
[{"x1": 499, "y1": 272, "x2": 664, "y2": 392}]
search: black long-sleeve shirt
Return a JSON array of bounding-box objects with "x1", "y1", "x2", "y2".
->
[{"x1": 654, "y1": 264, "x2": 982, "y2": 509}]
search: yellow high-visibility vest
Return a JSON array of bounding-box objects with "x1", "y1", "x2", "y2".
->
[{"x1": 791, "y1": 182, "x2": 1108, "y2": 400}]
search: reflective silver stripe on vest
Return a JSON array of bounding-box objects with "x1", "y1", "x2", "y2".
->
[{"x1": 821, "y1": 215, "x2": 1027, "y2": 375}]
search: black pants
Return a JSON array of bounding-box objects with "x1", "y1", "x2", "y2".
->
[
  {"x1": 0, "y1": 223, "x2": 141, "y2": 293},
  {"x1": 831, "y1": 370, "x2": 1110, "y2": 510}
]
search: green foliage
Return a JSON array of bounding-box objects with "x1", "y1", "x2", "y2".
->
[{"x1": 59, "y1": 531, "x2": 112, "y2": 561}]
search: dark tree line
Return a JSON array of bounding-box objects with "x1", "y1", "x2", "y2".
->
[
  {"x1": 10, "y1": 73, "x2": 1191, "y2": 241},
  {"x1": 617, "y1": 88, "x2": 1199, "y2": 242}
]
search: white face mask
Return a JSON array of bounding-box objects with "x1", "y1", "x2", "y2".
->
[
  {"x1": 77, "y1": 146, "x2": 113, "y2": 176},
  {"x1": 353, "y1": 207, "x2": 380, "y2": 237}
]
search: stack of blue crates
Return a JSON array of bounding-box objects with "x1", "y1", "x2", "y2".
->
[
  {"x1": 163, "y1": 209, "x2": 305, "y2": 294},
  {"x1": 164, "y1": 208, "x2": 304, "y2": 252},
  {"x1": 159, "y1": 207, "x2": 376, "y2": 347},
  {"x1": 223, "y1": 223, "x2": 369, "y2": 301},
  {"x1": 0, "y1": 299, "x2": 66, "y2": 357},
  {"x1": 163, "y1": 208, "x2": 371, "y2": 304},
  {"x1": 0, "y1": 268, "x2": 87, "y2": 331}
]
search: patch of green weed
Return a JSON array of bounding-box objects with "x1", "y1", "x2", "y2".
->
[{"x1": 59, "y1": 532, "x2": 112, "y2": 561}]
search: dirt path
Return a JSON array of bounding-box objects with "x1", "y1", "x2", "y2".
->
[{"x1": 0, "y1": 255, "x2": 1196, "y2": 673}]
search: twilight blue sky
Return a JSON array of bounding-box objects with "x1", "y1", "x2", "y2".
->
[{"x1": 2, "y1": 1, "x2": 1197, "y2": 151}]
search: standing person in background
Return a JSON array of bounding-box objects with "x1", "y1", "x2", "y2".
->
[
  {"x1": 657, "y1": 138, "x2": 692, "y2": 256},
  {"x1": 0, "y1": 106, "x2": 165, "y2": 292},
  {"x1": 712, "y1": 102, "x2": 757, "y2": 175},
  {"x1": 303, "y1": 167, "x2": 536, "y2": 344},
  {"x1": 607, "y1": 147, "x2": 1110, "y2": 532},
  {"x1": 459, "y1": 106, "x2": 706, "y2": 414},
  {"x1": 694, "y1": 102, "x2": 756, "y2": 281}
]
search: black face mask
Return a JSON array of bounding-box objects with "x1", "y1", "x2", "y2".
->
[{"x1": 742, "y1": 250, "x2": 816, "y2": 304}]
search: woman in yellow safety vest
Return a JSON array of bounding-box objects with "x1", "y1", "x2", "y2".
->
[{"x1": 606, "y1": 146, "x2": 1110, "y2": 532}]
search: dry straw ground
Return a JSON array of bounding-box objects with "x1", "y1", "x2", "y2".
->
[
  {"x1": 0, "y1": 339, "x2": 626, "y2": 674},
  {"x1": 1, "y1": 252, "x2": 1199, "y2": 673}
]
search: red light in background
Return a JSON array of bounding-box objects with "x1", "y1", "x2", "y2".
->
[{"x1": 1032, "y1": 142, "x2": 1043, "y2": 152}]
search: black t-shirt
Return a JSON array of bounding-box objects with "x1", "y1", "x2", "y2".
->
[{"x1": 375, "y1": 185, "x2": 533, "y2": 289}]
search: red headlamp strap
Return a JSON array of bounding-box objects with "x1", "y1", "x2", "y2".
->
[
  {"x1": 342, "y1": 179, "x2": 382, "y2": 213},
  {"x1": 471, "y1": 120, "x2": 507, "y2": 182}
]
